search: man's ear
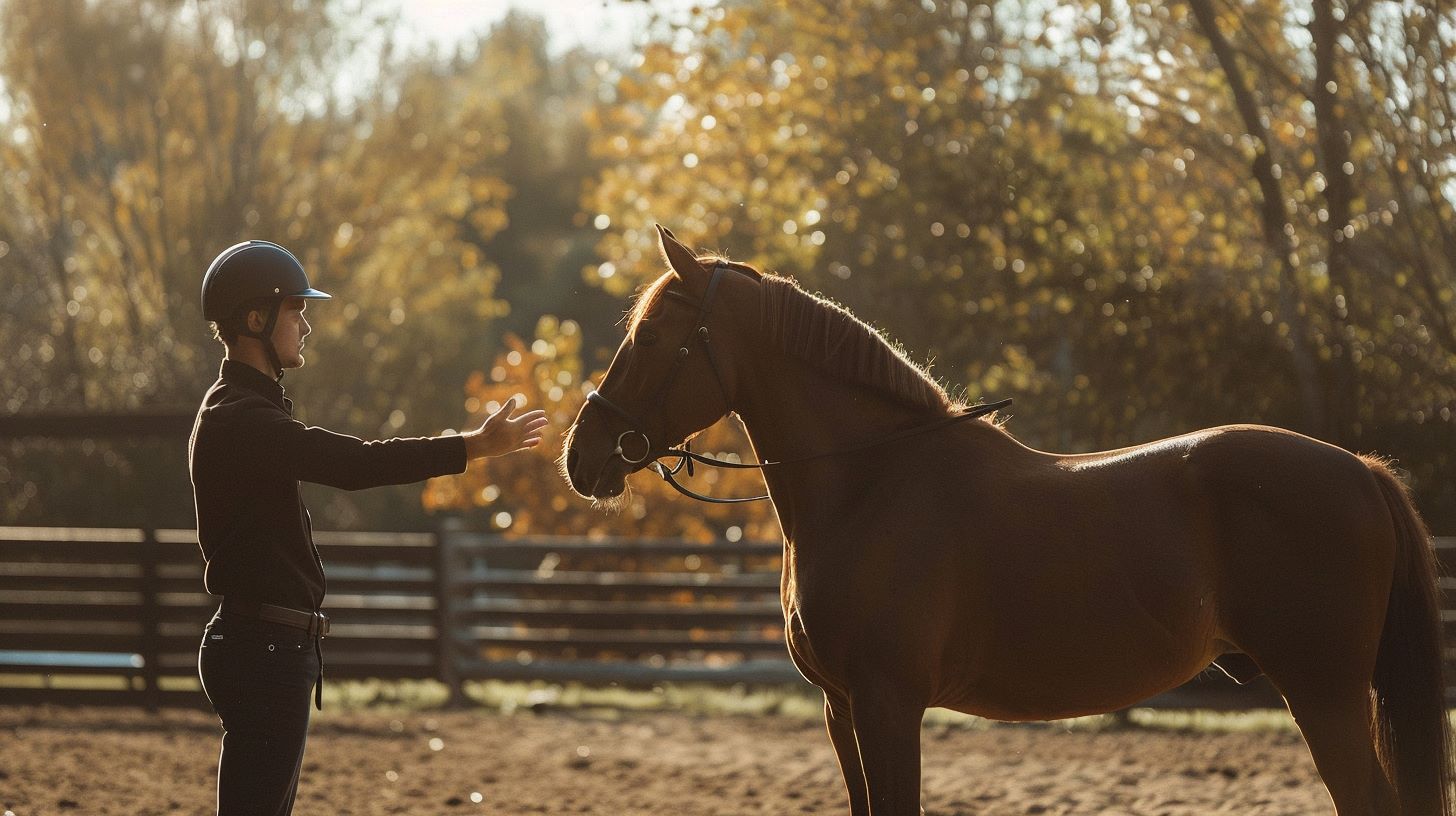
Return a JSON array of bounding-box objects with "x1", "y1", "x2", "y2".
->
[
  {"x1": 656, "y1": 224, "x2": 709, "y2": 293},
  {"x1": 245, "y1": 307, "x2": 266, "y2": 333}
]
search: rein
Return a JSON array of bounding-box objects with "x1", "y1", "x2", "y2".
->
[
  {"x1": 586, "y1": 262, "x2": 1011, "y2": 504},
  {"x1": 645, "y1": 398, "x2": 1013, "y2": 504}
]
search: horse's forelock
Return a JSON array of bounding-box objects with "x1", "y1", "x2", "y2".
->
[
  {"x1": 627, "y1": 255, "x2": 757, "y2": 336},
  {"x1": 626, "y1": 272, "x2": 675, "y2": 336}
]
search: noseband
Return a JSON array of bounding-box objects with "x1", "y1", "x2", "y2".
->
[{"x1": 585, "y1": 262, "x2": 1012, "y2": 503}]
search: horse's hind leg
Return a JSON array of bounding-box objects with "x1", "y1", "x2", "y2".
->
[
  {"x1": 848, "y1": 685, "x2": 924, "y2": 816},
  {"x1": 1274, "y1": 676, "x2": 1398, "y2": 816},
  {"x1": 1247, "y1": 622, "x2": 1398, "y2": 813},
  {"x1": 824, "y1": 694, "x2": 870, "y2": 816}
]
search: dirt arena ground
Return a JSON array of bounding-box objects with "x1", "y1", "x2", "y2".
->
[{"x1": 0, "y1": 704, "x2": 1330, "y2": 816}]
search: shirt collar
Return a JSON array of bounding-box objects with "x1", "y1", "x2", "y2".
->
[{"x1": 220, "y1": 359, "x2": 290, "y2": 411}]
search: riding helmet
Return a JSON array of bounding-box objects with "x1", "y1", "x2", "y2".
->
[{"x1": 201, "y1": 240, "x2": 331, "y2": 321}]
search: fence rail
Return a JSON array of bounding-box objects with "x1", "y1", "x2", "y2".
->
[
  {"x1": 0, "y1": 523, "x2": 801, "y2": 706},
  {"x1": 1, "y1": 525, "x2": 1450, "y2": 709}
]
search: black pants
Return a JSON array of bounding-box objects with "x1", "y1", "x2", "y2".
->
[{"x1": 199, "y1": 609, "x2": 321, "y2": 816}]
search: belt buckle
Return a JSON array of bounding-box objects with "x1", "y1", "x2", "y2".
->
[{"x1": 315, "y1": 611, "x2": 330, "y2": 638}]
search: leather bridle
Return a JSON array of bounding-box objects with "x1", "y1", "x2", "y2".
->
[
  {"x1": 584, "y1": 262, "x2": 1011, "y2": 503},
  {"x1": 587, "y1": 261, "x2": 735, "y2": 464}
]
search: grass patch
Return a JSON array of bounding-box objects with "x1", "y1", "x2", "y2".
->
[
  {"x1": 325, "y1": 678, "x2": 830, "y2": 719},
  {"x1": 1122, "y1": 707, "x2": 1300, "y2": 734},
  {"x1": 328, "y1": 678, "x2": 974, "y2": 722},
  {"x1": 0, "y1": 674, "x2": 1315, "y2": 735},
  {"x1": 315, "y1": 679, "x2": 1305, "y2": 735}
]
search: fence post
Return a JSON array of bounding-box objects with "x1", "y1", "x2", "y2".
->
[
  {"x1": 434, "y1": 517, "x2": 466, "y2": 706},
  {"x1": 139, "y1": 527, "x2": 162, "y2": 711}
]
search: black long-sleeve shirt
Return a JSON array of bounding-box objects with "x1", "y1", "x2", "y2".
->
[{"x1": 188, "y1": 360, "x2": 466, "y2": 611}]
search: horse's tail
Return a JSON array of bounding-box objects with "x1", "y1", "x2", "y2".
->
[{"x1": 1367, "y1": 457, "x2": 1452, "y2": 816}]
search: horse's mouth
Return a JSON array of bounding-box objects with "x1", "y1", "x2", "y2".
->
[
  {"x1": 583, "y1": 464, "x2": 628, "y2": 500},
  {"x1": 590, "y1": 481, "x2": 626, "y2": 500},
  {"x1": 562, "y1": 443, "x2": 629, "y2": 501}
]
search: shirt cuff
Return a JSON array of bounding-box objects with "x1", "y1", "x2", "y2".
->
[{"x1": 444, "y1": 433, "x2": 468, "y2": 474}]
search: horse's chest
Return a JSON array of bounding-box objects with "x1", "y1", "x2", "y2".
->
[
  {"x1": 781, "y1": 570, "x2": 914, "y2": 683},
  {"x1": 780, "y1": 561, "x2": 858, "y2": 680}
]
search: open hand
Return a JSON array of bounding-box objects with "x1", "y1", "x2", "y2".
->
[{"x1": 463, "y1": 396, "x2": 548, "y2": 459}]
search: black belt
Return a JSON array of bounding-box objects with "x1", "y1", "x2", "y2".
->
[{"x1": 221, "y1": 598, "x2": 330, "y2": 638}]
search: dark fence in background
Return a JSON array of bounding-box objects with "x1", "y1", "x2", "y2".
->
[
  {"x1": 4, "y1": 525, "x2": 1449, "y2": 710},
  {"x1": 0, "y1": 523, "x2": 796, "y2": 707}
]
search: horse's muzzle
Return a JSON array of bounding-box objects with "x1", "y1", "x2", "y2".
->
[{"x1": 563, "y1": 437, "x2": 628, "y2": 500}]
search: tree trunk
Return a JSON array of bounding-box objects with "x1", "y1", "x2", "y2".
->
[
  {"x1": 1186, "y1": 0, "x2": 1327, "y2": 437},
  {"x1": 1310, "y1": 0, "x2": 1361, "y2": 448}
]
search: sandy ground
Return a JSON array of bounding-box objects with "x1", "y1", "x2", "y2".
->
[{"x1": 0, "y1": 705, "x2": 1330, "y2": 816}]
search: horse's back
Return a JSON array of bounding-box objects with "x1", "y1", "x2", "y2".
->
[{"x1": 1060, "y1": 422, "x2": 1385, "y2": 528}]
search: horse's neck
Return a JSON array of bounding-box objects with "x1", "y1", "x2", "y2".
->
[
  {"x1": 733, "y1": 357, "x2": 938, "y2": 531},
  {"x1": 737, "y1": 359, "x2": 918, "y2": 456}
]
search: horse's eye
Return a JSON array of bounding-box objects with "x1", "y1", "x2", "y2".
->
[{"x1": 636, "y1": 329, "x2": 659, "y2": 346}]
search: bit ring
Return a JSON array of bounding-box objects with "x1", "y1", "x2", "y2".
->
[{"x1": 612, "y1": 430, "x2": 653, "y2": 465}]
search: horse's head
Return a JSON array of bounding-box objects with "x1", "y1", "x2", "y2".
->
[{"x1": 563, "y1": 225, "x2": 760, "y2": 502}]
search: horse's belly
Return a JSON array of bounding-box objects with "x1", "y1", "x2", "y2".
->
[
  {"x1": 944, "y1": 660, "x2": 1202, "y2": 721},
  {"x1": 936, "y1": 607, "x2": 1220, "y2": 721}
]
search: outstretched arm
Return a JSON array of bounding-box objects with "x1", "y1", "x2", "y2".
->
[
  {"x1": 463, "y1": 396, "x2": 548, "y2": 460},
  {"x1": 251, "y1": 395, "x2": 546, "y2": 490}
]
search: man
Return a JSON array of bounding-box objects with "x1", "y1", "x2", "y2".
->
[{"x1": 189, "y1": 240, "x2": 546, "y2": 815}]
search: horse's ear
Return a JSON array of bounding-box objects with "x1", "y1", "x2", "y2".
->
[{"x1": 656, "y1": 224, "x2": 709, "y2": 290}]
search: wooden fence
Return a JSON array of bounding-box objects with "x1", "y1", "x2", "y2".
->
[
  {"x1": 0, "y1": 523, "x2": 797, "y2": 707},
  {"x1": 1, "y1": 525, "x2": 1451, "y2": 709}
]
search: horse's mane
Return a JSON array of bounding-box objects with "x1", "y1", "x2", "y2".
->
[
  {"x1": 628, "y1": 255, "x2": 962, "y2": 416},
  {"x1": 759, "y1": 274, "x2": 956, "y2": 415}
]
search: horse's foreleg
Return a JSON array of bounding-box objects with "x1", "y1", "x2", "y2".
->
[
  {"x1": 824, "y1": 694, "x2": 870, "y2": 816},
  {"x1": 848, "y1": 686, "x2": 924, "y2": 816}
]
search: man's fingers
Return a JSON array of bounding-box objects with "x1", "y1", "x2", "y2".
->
[
  {"x1": 483, "y1": 397, "x2": 522, "y2": 427},
  {"x1": 511, "y1": 413, "x2": 549, "y2": 430},
  {"x1": 508, "y1": 435, "x2": 543, "y2": 454}
]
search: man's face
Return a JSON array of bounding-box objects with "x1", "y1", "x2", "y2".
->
[{"x1": 270, "y1": 297, "x2": 311, "y2": 369}]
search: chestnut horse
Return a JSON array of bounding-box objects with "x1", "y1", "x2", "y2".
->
[{"x1": 563, "y1": 226, "x2": 1451, "y2": 816}]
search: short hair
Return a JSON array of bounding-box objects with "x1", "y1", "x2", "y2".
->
[
  {"x1": 210, "y1": 319, "x2": 242, "y2": 345},
  {"x1": 209, "y1": 298, "x2": 271, "y2": 345}
]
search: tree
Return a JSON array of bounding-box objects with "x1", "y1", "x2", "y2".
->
[
  {"x1": 580, "y1": 0, "x2": 1455, "y2": 527},
  {"x1": 0, "y1": 0, "x2": 537, "y2": 528}
]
